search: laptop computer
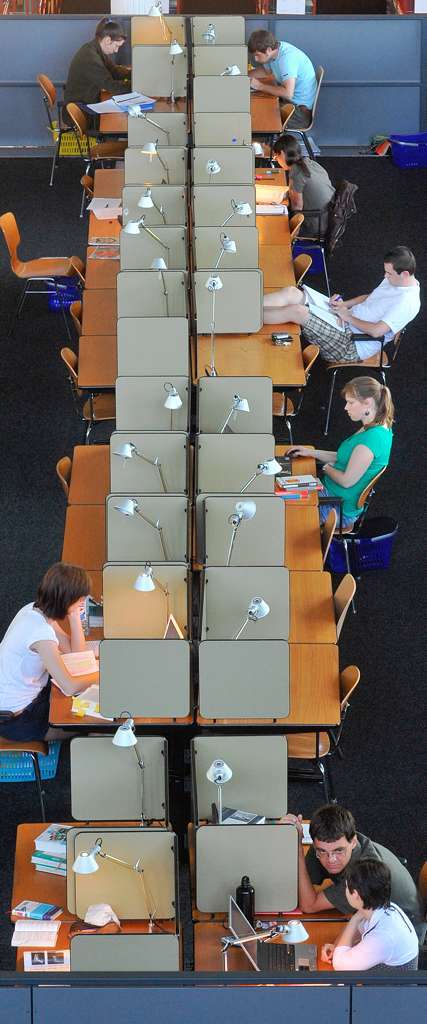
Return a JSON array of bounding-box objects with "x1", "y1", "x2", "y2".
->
[{"x1": 228, "y1": 895, "x2": 317, "y2": 972}]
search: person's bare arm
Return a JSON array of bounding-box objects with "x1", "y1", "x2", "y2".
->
[
  {"x1": 332, "y1": 302, "x2": 390, "y2": 338},
  {"x1": 323, "y1": 444, "x2": 374, "y2": 487},
  {"x1": 32, "y1": 641, "x2": 98, "y2": 697},
  {"x1": 289, "y1": 188, "x2": 303, "y2": 211},
  {"x1": 287, "y1": 445, "x2": 337, "y2": 463},
  {"x1": 250, "y1": 77, "x2": 296, "y2": 101}
]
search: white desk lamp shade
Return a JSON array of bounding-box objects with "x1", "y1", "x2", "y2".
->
[
  {"x1": 114, "y1": 442, "x2": 135, "y2": 460},
  {"x1": 138, "y1": 190, "x2": 154, "y2": 209},
  {"x1": 233, "y1": 394, "x2": 249, "y2": 412},
  {"x1": 164, "y1": 383, "x2": 183, "y2": 410},
  {"x1": 169, "y1": 40, "x2": 183, "y2": 56},
  {"x1": 252, "y1": 142, "x2": 264, "y2": 156},
  {"x1": 260, "y1": 458, "x2": 282, "y2": 476},
  {"x1": 206, "y1": 759, "x2": 233, "y2": 785},
  {"x1": 206, "y1": 159, "x2": 221, "y2": 176},
  {"x1": 113, "y1": 714, "x2": 138, "y2": 748},
  {"x1": 114, "y1": 498, "x2": 138, "y2": 517},
  {"x1": 283, "y1": 921, "x2": 309, "y2": 944},
  {"x1": 128, "y1": 105, "x2": 142, "y2": 117},
  {"x1": 205, "y1": 274, "x2": 223, "y2": 291},
  {"x1": 248, "y1": 597, "x2": 270, "y2": 621},
  {"x1": 134, "y1": 564, "x2": 156, "y2": 592},
  {"x1": 142, "y1": 142, "x2": 158, "y2": 157},
  {"x1": 123, "y1": 220, "x2": 141, "y2": 235},
  {"x1": 221, "y1": 235, "x2": 237, "y2": 254},
  {"x1": 72, "y1": 848, "x2": 100, "y2": 875},
  {"x1": 221, "y1": 65, "x2": 241, "y2": 76},
  {"x1": 234, "y1": 202, "x2": 252, "y2": 216},
  {"x1": 235, "y1": 500, "x2": 256, "y2": 520},
  {"x1": 202, "y1": 24, "x2": 215, "y2": 42},
  {"x1": 149, "y1": 2, "x2": 162, "y2": 14},
  {"x1": 151, "y1": 257, "x2": 167, "y2": 270}
]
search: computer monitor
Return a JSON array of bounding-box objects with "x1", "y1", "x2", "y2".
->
[{"x1": 228, "y1": 894, "x2": 259, "y2": 970}]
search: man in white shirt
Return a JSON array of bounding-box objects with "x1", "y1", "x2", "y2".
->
[{"x1": 263, "y1": 246, "x2": 420, "y2": 362}]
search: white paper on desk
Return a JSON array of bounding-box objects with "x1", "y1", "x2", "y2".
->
[
  {"x1": 12, "y1": 920, "x2": 60, "y2": 947},
  {"x1": 303, "y1": 285, "x2": 346, "y2": 333},
  {"x1": 87, "y1": 92, "x2": 155, "y2": 114},
  {"x1": 72, "y1": 685, "x2": 114, "y2": 722},
  {"x1": 87, "y1": 198, "x2": 122, "y2": 220},
  {"x1": 256, "y1": 204, "x2": 288, "y2": 216},
  {"x1": 61, "y1": 650, "x2": 98, "y2": 676}
]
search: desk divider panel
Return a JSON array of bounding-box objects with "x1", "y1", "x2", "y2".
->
[
  {"x1": 199, "y1": 493, "x2": 285, "y2": 566},
  {"x1": 193, "y1": 225, "x2": 259, "y2": 270},
  {"x1": 194, "y1": 270, "x2": 262, "y2": 333},
  {"x1": 122, "y1": 186, "x2": 187, "y2": 225},
  {"x1": 192, "y1": 45, "x2": 248, "y2": 77},
  {"x1": 202, "y1": 566, "x2": 290, "y2": 641},
  {"x1": 131, "y1": 16, "x2": 186, "y2": 47},
  {"x1": 70, "y1": 933, "x2": 181, "y2": 972},
  {"x1": 193, "y1": 77, "x2": 250, "y2": 114},
  {"x1": 102, "y1": 563, "x2": 189, "y2": 638},
  {"x1": 193, "y1": 185, "x2": 256, "y2": 227},
  {"x1": 117, "y1": 271, "x2": 188, "y2": 318},
  {"x1": 192, "y1": 147, "x2": 254, "y2": 186},
  {"x1": 191, "y1": 16, "x2": 245, "y2": 45},
  {"x1": 125, "y1": 148, "x2": 187, "y2": 187},
  {"x1": 110, "y1": 432, "x2": 188, "y2": 494},
  {"x1": 128, "y1": 113, "x2": 188, "y2": 148},
  {"x1": 120, "y1": 227, "x2": 188, "y2": 270},
  {"x1": 198, "y1": 640, "x2": 289, "y2": 720},
  {"x1": 132, "y1": 46, "x2": 188, "y2": 98},
  {"x1": 99, "y1": 639, "x2": 190, "y2": 717},
  {"x1": 191, "y1": 735, "x2": 287, "y2": 822},
  {"x1": 106, "y1": 494, "x2": 189, "y2": 562},
  {"x1": 117, "y1": 318, "x2": 189, "y2": 377},
  {"x1": 195, "y1": 823, "x2": 298, "y2": 913},
  {"x1": 196, "y1": 434, "x2": 276, "y2": 494},
  {"x1": 116, "y1": 376, "x2": 189, "y2": 432},
  {"x1": 70, "y1": 736, "x2": 168, "y2": 822},
  {"x1": 198, "y1": 376, "x2": 272, "y2": 434},
  {"x1": 193, "y1": 113, "x2": 252, "y2": 147},
  {"x1": 66, "y1": 827, "x2": 177, "y2": 919}
]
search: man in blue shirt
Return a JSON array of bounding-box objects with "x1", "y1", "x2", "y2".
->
[{"x1": 248, "y1": 29, "x2": 316, "y2": 129}]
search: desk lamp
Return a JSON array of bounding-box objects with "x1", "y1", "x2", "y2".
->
[
  {"x1": 220, "y1": 393, "x2": 250, "y2": 434},
  {"x1": 202, "y1": 23, "x2": 216, "y2": 44},
  {"x1": 206, "y1": 759, "x2": 232, "y2": 823},
  {"x1": 148, "y1": 0, "x2": 170, "y2": 43},
  {"x1": 239, "y1": 458, "x2": 281, "y2": 493},
  {"x1": 164, "y1": 381, "x2": 183, "y2": 429},
  {"x1": 141, "y1": 142, "x2": 170, "y2": 185},
  {"x1": 221, "y1": 65, "x2": 241, "y2": 76},
  {"x1": 226, "y1": 500, "x2": 256, "y2": 566},
  {"x1": 129, "y1": 108, "x2": 171, "y2": 144},
  {"x1": 113, "y1": 498, "x2": 170, "y2": 561},
  {"x1": 204, "y1": 273, "x2": 223, "y2": 378},
  {"x1": 151, "y1": 257, "x2": 169, "y2": 315},
  {"x1": 233, "y1": 597, "x2": 270, "y2": 640},
  {"x1": 123, "y1": 215, "x2": 170, "y2": 260},
  {"x1": 134, "y1": 562, "x2": 170, "y2": 622},
  {"x1": 221, "y1": 199, "x2": 253, "y2": 228},
  {"x1": 112, "y1": 442, "x2": 167, "y2": 493},
  {"x1": 138, "y1": 188, "x2": 166, "y2": 224},
  {"x1": 169, "y1": 40, "x2": 183, "y2": 106},
  {"x1": 213, "y1": 233, "x2": 237, "y2": 270},
  {"x1": 206, "y1": 159, "x2": 221, "y2": 183},
  {"x1": 72, "y1": 836, "x2": 157, "y2": 929},
  {"x1": 252, "y1": 142, "x2": 264, "y2": 157},
  {"x1": 112, "y1": 712, "x2": 147, "y2": 825}
]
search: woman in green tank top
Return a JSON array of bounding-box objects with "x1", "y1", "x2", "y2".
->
[{"x1": 289, "y1": 377, "x2": 394, "y2": 528}]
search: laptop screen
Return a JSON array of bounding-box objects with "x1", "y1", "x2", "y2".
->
[{"x1": 228, "y1": 895, "x2": 259, "y2": 970}]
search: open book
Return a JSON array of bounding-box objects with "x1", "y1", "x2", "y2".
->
[
  {"x1": 303, "y1": 285, "x2": 346, "y2": 333},
  {"x1": 87, "y1": 92, "x2": 155, "y2": 114}
]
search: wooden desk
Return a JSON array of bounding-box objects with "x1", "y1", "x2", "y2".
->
[
  {"x1": 290, "y1": 571, "x2": 336, "y2": 644},
  {"x1": 259, "y1": 243, "x2": 294, "y2": 289},
  {"x1": 194, "y1": 920, "x2": 344, "y2": 973},
  {"x1": 251, "y1": 93, "x2": 282, "y2": 134},
  {"x1": 93, "y1": 168, "x2": 124, "y2": 198},
  {"x1": 88, "y1": 214, "x2": 120, "y2": 244},
  {"x1": 78, "y1": 335, "x2": 117, "y2": 390},
  {"x1": 99, "y1": 97, "x2": 187, "y2": 135},
  {"x1": 68, "y1": 445, "x2": 110, "y2": 505},
  {"x1": 61, "y1": 505, "x2": 106, "y2": 571},
  {"x1": 85, "y1": 255, "x2": 120, "y2": 291},
  {"x1": 257, "y1": 214, "x2": 292, "y2": 246},
  {"x1": 285, "y1": 507, "x2": 323, "y2": 571},
  {"x1": 49, "y1": 685, "x2": 194, "y2": 728},
  {"x1": 82, "y1": 289, "x2": 117, "y2": 336},
  {"x1": 196, "y1": 330, "x2": 303, "y2": 386}
]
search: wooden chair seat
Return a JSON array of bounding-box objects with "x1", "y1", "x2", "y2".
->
[
  {"x1": 82, "y1": 393, "x2": 116, "y2": 422},
  {"x1": 13, "y1": 255, "x2": 84, "y2": 280},
  {"x1": 0, "y1": 737, "x2": 48, "y2": 756},
  {"x1": 90, "y1": 141, "x2": 127, "y2": 161},
  {"x1": 286, "y1": 732, "x2": 330, "y2": 759},
  {"x1": 272, "y1": 393, "x2": 295, "y2": 417},
  {"x1": 326, "y1": 354, "x2": 390, "y2": 371}
]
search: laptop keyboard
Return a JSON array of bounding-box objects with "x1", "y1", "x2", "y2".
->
[{"x1": 257, "y1": 941, "x2": 296, "y2": 971}]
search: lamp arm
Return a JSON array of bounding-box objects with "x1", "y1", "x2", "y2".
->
[
  {"x1": 132, "y1": 746, "x2": 146, "y2": 824},
  {"x1": 153, "y1": 199, "x2": 166, "y2": 223},
  {"x1": 226, "y1": 522, "x2": 239, "y2": 567},
  {"x1": 141, "y1": 222, "x2": 170, "y2": 252},
  {"x1": 157, "y1": 152, "x2": 170, "y2": 184},
  {"x1": 221, "y1": 211, "x2": 234, "y2": 228},
  {"x1": 214, "y1": 248, "x2": 225, "y2": 270},
  {"x1": 159, "y1": 270, "x2": 168, "y2": 297},
  {"x1": 140, "y1": 113, "x2": 170, "y2": 140},
  {"x1": 233, "y1": 615, "x2": 249, "y2": 640},
  {"x1": 240, "y1": 471, "x2": 258, "y2": 493},
  {"x1": 135, "y1": 512, "x2": 169, "y2": 561},
  {"x1": 220, "y1": 405, "x2": 234, "y2": 433},
  {"x1": 153, "y1": 576, "x2": 170, "y2": 618}
]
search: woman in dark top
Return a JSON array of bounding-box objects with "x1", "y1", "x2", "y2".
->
[
  {"x1": 64, "y1": 17, "x2": 130, "y2": 109},
  {"x1": 272, "y1": 133, "x2": 335, "y2": 237}
]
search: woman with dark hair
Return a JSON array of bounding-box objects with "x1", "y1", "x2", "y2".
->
[
  {"x1": 272, "y1": 134, "x2": 335, "y2": 236},
  {"x1": 0, "y1": 562, "x2": 95, "y2": 741},
  {"x1": 322, "y1": 860, "x2": 419, "y2": 970}
]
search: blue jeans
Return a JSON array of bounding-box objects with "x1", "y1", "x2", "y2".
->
[{"x1": 318, "y1": 487, "x2": 356, "y2": 529}]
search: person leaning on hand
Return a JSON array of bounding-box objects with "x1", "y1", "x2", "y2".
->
[
  {"x1": 0, "y1": 562, "x2": 97, "y2": 742},
  {"x1": 284, "y1": 805, "x2": 425, "y2": 942},
  {"x1": 247, "y1": 29, "x2": 316, "y2": 130},
  {"x1": 64, "y1": 17, "x2": 130, "y2": 109}
]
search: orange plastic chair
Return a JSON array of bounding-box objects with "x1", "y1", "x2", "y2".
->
[{"x1": 37, "y1": 73, "x2": 73, "y2": 186}]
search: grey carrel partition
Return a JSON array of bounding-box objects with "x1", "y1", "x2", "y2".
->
[
  {"x1": 201, "y1": 566, "x2": 290, "y2": 641},
  {"x1": 192, "y1": 113, "x2": 252, "y2": 147},
  {"x1": 115, "y1": 376, "x2": 189, "y2": 431},
  {"x1": 198, "y1": 376, "x2": 272, "y2": 434},
  {"x1": 192, "y1": 45, "x2": 248, "y2": 76},
  {"x1": 194, "y1": 225, "x2": 259, "y2": 270},
  {"x1": 191, "y1": 16, "x2": 245, "y2": 45},
  {"x1": 193, "y1": 77, "x2": 250, "y2": 113},
  {"x1": 99, "y1": 639, "x2": 190, "y2": 718},
  {"x1": 110, "y1": 432, "x2": 188, "y2": 494},
  {"x1": 117, "y1": 272, "x2": 188, "y2": 317},
  {"x1": 196, "y1": 434, "x2": 276, "y2": 494},
  {"x1": 195, "y1": 823, "x2": 298, "y2": 913},
  {"x1": 102, "y1": 563, "x2": 188, "y2": 639},
  {"x1": 106, "y1": 494, "x2": 189, "y2": 562},
  {"x1": 71, "y1": 933, "x2": 180, "y2": 972},
  {"x1": 117, "y1": 319, "x2": 189, "y2": 376},
  {"x1": 192, "y1": 147, "x2": 254, "y2": 186},
  {"x1": 120, "y1": 227, "x2": 188, "y2": 270},
  {"x1": 191, "y1": 735, "x2": 287, "y2": 823},
  {"x1": 122, "y1": 186, "x2": 187, "y2": 225},
  {"x1": 132, "y1": 45, "x2": 188, "y2": 98},
  {"x1": 131, "y1": 16, "x2": 186, "y2": 47},
  {"x1": 198, "y1": 493, "x2": 285, "y2": 566},
  {"x1": 194, "y1": 270, "x2": 262, "y2": 333},
  {"x1": 128, "y1": 112, "x2": 188, "y2": 147},
  {"x1": 125, "y1": 148, "x2": 187, "y2": 186},
  {"x1": 66, "y1": 827, "x2": 177, "y2": 920},
  {"x1": 70, "y1": 736, "x2": 168, "y2": 822},
  {"x1": 198, "y1": 640, "x2": 289, "y2": 720},
  {"x1": 193, "y1": 185, "x2": 256, "y2": 226}
]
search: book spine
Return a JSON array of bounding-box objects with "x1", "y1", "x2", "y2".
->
[
  {"x1": 32, "y1": 850, "x2": 66, "y2": 863},
  {"x1": 34, "y1": 866, "x2": 66, "y2": 876}
]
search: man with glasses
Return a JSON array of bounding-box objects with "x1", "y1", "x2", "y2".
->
[{"x1": 285, "y1": 805, "x2": 425, "y2": 940}]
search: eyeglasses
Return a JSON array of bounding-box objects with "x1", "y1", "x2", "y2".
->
[{"x1": 314, "y1": 846, "x2": 349, "y2": 862}]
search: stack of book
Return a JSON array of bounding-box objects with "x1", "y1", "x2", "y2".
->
[
  {"x1": 31, "y1": 824, "x2": 70, "y2": 877},
  {"x1": 275, "y1": 474, "x2": 322, "y2": 501}
]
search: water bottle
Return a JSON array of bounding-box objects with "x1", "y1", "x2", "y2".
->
[{"x1": 236, "y1": 875, "x2": 255, "y2": 927}]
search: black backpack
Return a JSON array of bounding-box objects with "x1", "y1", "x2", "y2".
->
[{"x1": 326, "y1": 180, "x2": 358, "y2": 257}]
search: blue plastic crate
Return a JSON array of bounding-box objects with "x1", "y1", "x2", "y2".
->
[
  {"x1": 47, "y1": 276, "x2": 81, "y2": 311},
  {"x1": 292, "y1": 241, "x2": 325, "y2": 274},
  {"x1": 0, "y1": 741, "x2": 61, "y2": 782},
  {"x1": 389, "y1": 132, "x2": 427, "y2": 169},
  {"x1": 326, "y1": 517, "x2": 398, "y2": 575}
]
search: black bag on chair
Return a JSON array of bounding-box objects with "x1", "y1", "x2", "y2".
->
[{"x1": 326, "y1": 180, "x2": 358, "y2": 257}]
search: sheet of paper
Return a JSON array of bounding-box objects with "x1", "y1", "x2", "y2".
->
[
  {"x1": 61, "y1": 650, "x2": 98, "y2": 676},
  {"x1": 12, "y1": 921, "x2": 60, "y2": 947},
  {"x1": 23, "y1": 950, "x2": 70, "y2": 971},
  {"x1": 87, "y1": 198, "x2": 122, "y2": 220},
  {"x1": 303, "y1": 285, "x2": 346, "y2": 333},
  {"x1": 256, "y1": 204, "x2": 288, "y2": 216},
  {"x1": 87, "y1": 92, "x2": 155, "y2": 114}
]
